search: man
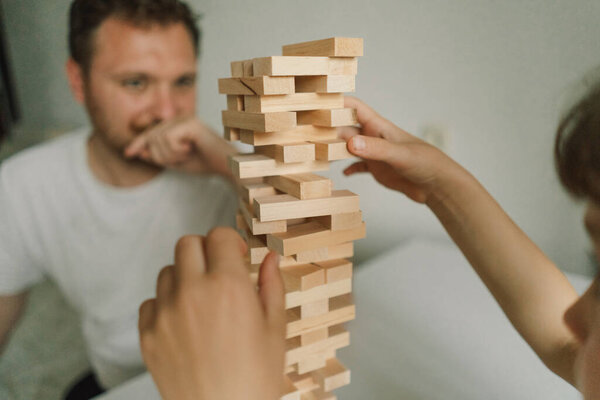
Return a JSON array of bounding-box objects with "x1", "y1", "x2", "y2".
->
[{"x1": 0, "y1": 0, "x2": 236, "y2": 398}]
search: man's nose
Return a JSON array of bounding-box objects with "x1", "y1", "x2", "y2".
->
[{"x1": 152, "y1": 87, "x2": 177, "y2": 121}]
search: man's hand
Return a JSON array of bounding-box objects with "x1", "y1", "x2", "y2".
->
[
  {"x1": 138, "y1": 228, "x2": 285, "y2": 400},
  {"x1": 340, "y1": 96, "x2": 463, "y2": 204},
  {"x1": 125, "y1": 116, "x2": 235, "y2": 179}
]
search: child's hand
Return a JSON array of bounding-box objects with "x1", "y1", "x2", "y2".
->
[{"x1": 341, "y1": 96, "x2": 461, "y2": 204}]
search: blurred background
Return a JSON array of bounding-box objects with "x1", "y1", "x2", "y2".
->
[{"x1": 0, "y1": 0, "x2": 599, "y2": 398}]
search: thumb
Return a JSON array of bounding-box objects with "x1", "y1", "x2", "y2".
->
[
  {"x1": 125, "y1": 135, "x2": 149, "y2": 158},
  {"x1": 258, "y1": 251, "x2": 285, "y2": 334},
  {"x1": 346, "y1": 135, "x2": 410, "y2": 167}
]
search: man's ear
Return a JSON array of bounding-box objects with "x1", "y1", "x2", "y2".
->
[{"x1": 66, "y1": 58, "x2": 86, "y2": 104}]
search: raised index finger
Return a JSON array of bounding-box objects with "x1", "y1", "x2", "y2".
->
[{"x1": 204, "y1": 227, "x2": 248, "y2": 275}]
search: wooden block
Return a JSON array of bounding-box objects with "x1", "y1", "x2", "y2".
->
[
  {"x1": 282, "y1": 264, "x2": 325, "y2": 292},
  {"x1": 240, "y1": 181, "x2": 277, "y2": 204},
  {"x1": 245, "y1": 93, "x2": 344, "y2": 113},
  {"x1": 282, "y1": 37, "x2": 363, "y2": 57},
  {"x1": 250, "y1": 243, "x2": 352, "y2": 269},
  {"x1": 224, "y1": 127, "x2": 240, "y2": 141},
  {"x1": 255, "y1": 190, "x2": 359, "y2": 222},
  {"x1": 229, "y1": 154, "x2": 329, "y2": 179},
  {"x1": 239, "y1": 200, "x2": 287, "y2": 235},
  {"x1": 243, "y1": 59, "x2": 254, "y2": 77},
  {"x1": 219, "y1": 76, "x2": 295, "y2": 95},
  {"x1": 256, "y1": 143, "x2": 316, "y2": 164},
  {"x1": 300, "y1": 327, "x2": 328, "y2": 346},
  {"x1": 281, "y1": 376, "x2": 301, "y2": 400},
  {"x1": 294, "y1": 247, "x2": 328, "y2": 263},
  {"x1": 327, "y1": 58, "x2": 358, "y2": 75},
  {"x1": 312, "y1": 139, "x2": 353, "y2": 161},
  {"x1": 226, "y1": 95, "x2": 244, "y2": 111},
  {"x1": 286, "y1": 294, "x2": 354, "y2": 337},
  {"x1": 297, "y1": 109, "x2": 357, "y2": 127},
  {"x1": 301, "y1": 298, "x2": 329, "y2": 318},
  {"x1": 230, "y1": 60, "x2": 244, "y2": 77},
  {"x1": 222, "y1": 110, "x2": 296, "y2": 132},
  {"x1": 265, "y1": 173, "x2": 332, "y2": 200},
  {"x1": 285, "y1": 326, "x2": 349, "y2": 366},
  {"x1": 314, "y1": 259, "x2": 353, "y2": 283},
  {"x1": 313, "y1": 211, "x2": 362, "y2": 231},
  {"x1": 253, "y1": 56, "x2": 330, "y2": 76},
  {"x1": 300, "y1": 388, "x2": 336, "y2": 400},
  {"x1": 268, "y1": 221, "x2": 365, "y2": 256},
  {"x1": 247, "y1": 233, "x2": 269, "y2": 264},
  {"x1": 312, "y1": 359, "x2": 350, "y2": 392},
  {"x1": 287, "y1": 371, "x2": 318, "y2": 393},
  {"x1": 298, "y1": 356, "x2": 327, "y2": 375},
  {"x1": 241, "y1": 126, "x2": 337, "y2": 146},
  {"x1": 295, "y1": 76, "x2": 355, "y2": 94},
  {"x1": 285, "y1": 279, "x2": 352, "y2": 310}
]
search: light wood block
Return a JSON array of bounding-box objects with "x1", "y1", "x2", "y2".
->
[
  {"x1": 267, "y1": 221, "x2": 365, "y2": 256},
  {"x1": 240, "y1": 181, "x2": 277, "y2": 204},
  {"x1": 239, "y1": 200, "x2": 287, "y2": 235},
  {"x1": 327, "y1": 58, "x2": 358, "y2": 75},
  {"x1": 219, "y1": 76, "x2": 295, "y2": 95},
  {"x1": 256, "y1": 143, "x2": 316, "y2": 164},
  {"x1": 249, "y1": 242, "x2": 353, "y2": 269},
  {"x1": 287, "y1": 371, "x2": 318, "y2": 393},
  {"x1": 265, "y1": 173, "x2": 332, "y2": 200},
  {"x1": 241, "y1": 126, "x2": 337, "y2": 146},
  {"x1": 301, "y1": 299, "x2": 329, "y2": 318},
  {"x1": 226, "y1": 95, "x2": 244, "y2": 111},
  {"x1": 297, "y1": 109, "x2": 357, "y2": 127},
  {"x1": 313, "y1": 211, "x2": 362, "y2": 231},
  {"x1": 254, "y1": 190, "x2": 359, "y2": 222},
  {"x1": 286, "y1": 294, "x2": 354, "y2": 337},
  {"x1": 286, "y1": 326, "x2": 349, "y2": 366},
  {"x1": 313, "y1": 139, "x2": 353, "y2": 161},
  {"x1": 253, "y1": 56, "x2": 330, "y2": 76},
  {"x1": 282, "y1": 264, "x2": 325, "y2": 292},
  {"x1": 247, "y1": 233, "x2": 269, "y2": 264},
  {"x1": 294, "y1": 247, "x2": 328, "y2": 263},
  {"x1": 295, "y1": 76, "x2": 355, "y2": 94},
  {"x1": 230, "y1": 60, "x2": 244, "y2": 77},
  {"x1": 281, "y1": 377, "x2": 301, "y2": 400},
  {"x1": 300, "y1": 388, "x2": 336, "y2": 400},
  {"x1": 282, "y1": 37, "x2": 363, "y2": 57},
  {"x1": 312, "y1": 358, "x2": 351, "y2": 392},
  {"x1": 222, "y1": 110, "x2": 296, "y2": 132},
  {"x1": 300, "y1": 327, "x2": 329, "y2": 346},
  {"x1": 298, "y1": 356, "x2": 327, "y2": 375},
  {"x1": 230, "y1": 154, "x2": 329, "y2": 179},
  {"x1": 285, "y1": 278, "x2": 352, "y2": 310},
  {"x1": 243, "y1": 59, "x2": 254, "y2": 77},
  {"x1": 224, "y1": 127, "x2": 240, "y2": 141},
  {"x1": 314, "y1": 259, "x2": 353, "y2": 283},
  {"x1": 245, "y1": 93, "x2": 344, "y2": 113}
]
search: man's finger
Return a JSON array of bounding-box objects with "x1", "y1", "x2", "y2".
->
[
  {"x1": 174, "y1": 235, "x2": 206, "y2": 284},
  {"x1": 125, "y1": 135, "x2": 149, "y2": 158},
  {"x1": 258, "y1": 251, "x2": 285, "y2": 334},
  {"x1": 156, "y1": 265, "x2": 175, "y2": 300},
  {"x1": 343, "y1": 161, "x2": 369, "y2": 176},
  {"x1": 138, "y1": 298, "x2": 157, "y2": 333},
  {"x1": 347, "y1": 135, "x2": 411, "y2": 167},
  {"x1": 344, "y1": 96, "x2": 410, "y2": 142},
  {"x1": 204, "y1": 227, "x2": 248, "y2": 274},
  {"x1": 337, "y1": 126, "x2": 361, "y2": 142}
]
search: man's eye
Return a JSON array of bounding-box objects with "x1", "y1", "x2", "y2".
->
[
  {"x1": 122, "y1": 79, "x2": 146, "y2": 90},
  {"x1": 175, "y1": 77, "x2": 196, "y2": 88}
]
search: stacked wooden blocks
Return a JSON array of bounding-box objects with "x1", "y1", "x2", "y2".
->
[{"x1": 220, "y1": 37, "x2": 365, "y2": 400}]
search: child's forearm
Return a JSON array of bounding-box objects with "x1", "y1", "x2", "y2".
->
[{"x1": 427, "y1": 165, "x2": 579, "y2": 383}]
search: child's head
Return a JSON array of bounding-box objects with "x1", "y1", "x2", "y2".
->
[{"x1": 556, "y1": 83, "x2": 600, "y2": 398}]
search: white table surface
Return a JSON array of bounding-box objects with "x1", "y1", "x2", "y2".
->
[{"x1": 96, "y1": 237, "x2": 586, "y2": 400}]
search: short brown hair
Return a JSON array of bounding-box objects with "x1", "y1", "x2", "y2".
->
[
  {"x1": 555, "y1": 82, "x2": 600, "y2": 202},
  {"x1": 68, "y1": 0, "x2": 201, "y2": 73}
]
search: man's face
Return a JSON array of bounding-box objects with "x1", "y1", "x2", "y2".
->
[
  {"x1": 82, "y1": 18, "x2": 197, "y2": 153},
  {"x1": 564, "y1": 202, "x2": 600, "y2": 398}
]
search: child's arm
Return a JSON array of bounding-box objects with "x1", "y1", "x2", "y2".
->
[{"x1": 342, "y1": 96, "x2": 580, "y2": 384}]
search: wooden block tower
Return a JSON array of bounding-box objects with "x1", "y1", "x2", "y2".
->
[{"x1": 219, "y1": 37, "x2": 365, "y2": 400}]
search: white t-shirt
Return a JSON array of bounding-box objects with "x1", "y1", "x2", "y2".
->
[{"x1": 0, "y1": 129, "x2": 237, "y2": 388}]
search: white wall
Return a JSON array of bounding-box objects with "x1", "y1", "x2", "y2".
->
[{"x1": 3, "y1": 0, "x2": 599, "y2": 274}]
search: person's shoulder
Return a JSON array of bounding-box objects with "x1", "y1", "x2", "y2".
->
[{"x1": 0, "y1": 128, "x2": 88, "y2": 180}]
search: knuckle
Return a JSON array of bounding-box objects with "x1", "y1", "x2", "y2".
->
[
  {"x1": 175, "y1": 235, "x2": 202, "y2": 255},
  {"x1": 207, "y1": 226, "x2": 238, "y2": 243}
]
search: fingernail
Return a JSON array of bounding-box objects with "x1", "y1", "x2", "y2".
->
[{"x1": 352, "y1": 136, "x2": 365, "y2": 151}]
